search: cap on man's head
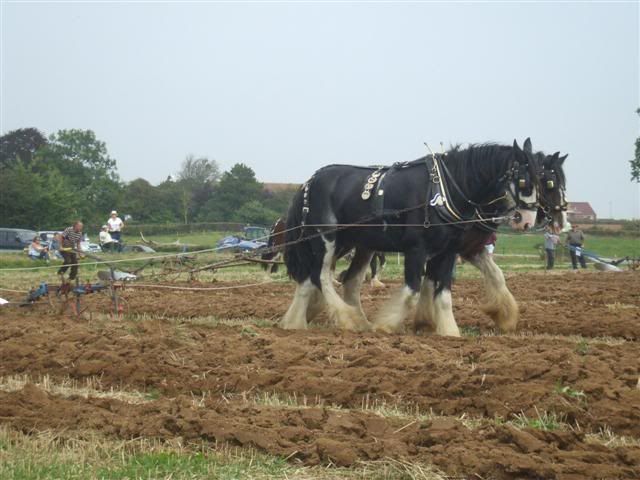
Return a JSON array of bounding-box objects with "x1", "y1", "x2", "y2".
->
[
  {"x1": 102, "y1": 225, "x2": 108, "y2": 229},
  {"x1": 111, "y1": 210, "x2": 117, "y2": 215}
]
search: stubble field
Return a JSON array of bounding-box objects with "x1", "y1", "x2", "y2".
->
[{"x1": 0, "y1": 270, "x2": 639, "y2": 479}]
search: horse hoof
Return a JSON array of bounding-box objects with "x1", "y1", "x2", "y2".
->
[{"x1": 370, "y1": 278, "x2": 386, "y2": 288}]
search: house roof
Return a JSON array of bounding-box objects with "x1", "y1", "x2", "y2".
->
[
  {"x1": 263, "y1": 182, "x2": 301, "y2": 193},
  {"x1": 568, "y1": 202, "x2": 596, "y2": 217}
]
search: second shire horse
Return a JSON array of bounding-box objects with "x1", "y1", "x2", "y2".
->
[{"x1": 281, "y1": 140, "x2": 542, "y2": 336}]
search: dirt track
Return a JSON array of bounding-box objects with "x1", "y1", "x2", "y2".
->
[{"x1": 1, "y1": 271, "x2": 639, "y2": 479}]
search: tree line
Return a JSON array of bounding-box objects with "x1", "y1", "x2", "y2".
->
[{"x1": 0, "y1": 128, "x2": 296, "y2": 230}]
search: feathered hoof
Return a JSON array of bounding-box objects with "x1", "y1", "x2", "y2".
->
[
  {"x1": 372, "y1": 322, "x2": 404, "y2": 334},
  {"x1": 370, "y1": 278, "x2": 386, "y2": 289}
]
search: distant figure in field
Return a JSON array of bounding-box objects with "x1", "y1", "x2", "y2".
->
[
  {"x1": 484, "y1": 232, "x2": 497, "y2": 257},
  {"x1": 57, "y1": 221, "x2": 84, "y2": 281},
  {"x1": 107, "y1": 210, "x2": 124, "y2": 252},
  {"x1": 543, "y1": 225, "x2": 560, "y2": 270},
  {"x1": 28, "y1": 236, "x2": 49, "y2": 261},
  {"x1": 566, "y1": 224, "x2": 587, "y2": 269},
  {"x1": 99, "y1": 225, "x2": 118, "y2": 252}
]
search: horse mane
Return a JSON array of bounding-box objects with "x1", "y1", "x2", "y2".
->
[{"x1": 440, "y1": 143, "x2": 515, "y2": 197}]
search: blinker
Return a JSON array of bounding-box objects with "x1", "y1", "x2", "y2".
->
[
  {"x1": 546, "y1": 180, "x2": 554, "y2": 189},
  {"x1": 518, "y1": 178, "x2": 526, "y2": 188}
]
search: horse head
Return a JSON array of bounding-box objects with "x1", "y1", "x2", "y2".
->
[
  {"x1": 535, "y1": 151, "x2": 568, "y2": 231},
  {"x1": 504, "y1": 138, "x2": 540, "y2": 231}
]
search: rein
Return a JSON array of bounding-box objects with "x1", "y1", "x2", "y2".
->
[{"x1": 425, "y1": 148, "x2": 522, "y2": 232}]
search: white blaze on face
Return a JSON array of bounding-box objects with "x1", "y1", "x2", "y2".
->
[
  {"x1": 510, "y1": 209, "x2": 537, "y2": 231},
  {"x1": 508, "y1": 183, "x2": 538, "y2": 231}
]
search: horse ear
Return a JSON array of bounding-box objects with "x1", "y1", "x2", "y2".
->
[
  {"x1": 559, "y1": 154, "x2": 568, "y2": 165},
  {"x1": 523, "y1": 138, "x2": 532, "y2": 154},
  {"x1": 513, "y1": 139, "x2": 520, "y2": 151},
  {"x1": 551, "y1": 152, "x2": 560, "y2": 160}
]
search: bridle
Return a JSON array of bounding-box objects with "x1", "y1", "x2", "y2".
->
[
  {"x1": 538, "y1": 164, "x2": 568, "y2": 219},
  {"x1": 428, "y1": 148, "x2": 540, "y2": 231}
]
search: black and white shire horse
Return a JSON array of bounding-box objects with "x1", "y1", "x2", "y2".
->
[
  {"x1": 446, "y1": 145, "x2": 567, "y2": 334},
  {"x1": 261, "y1": 217, "x2": 286, "y2": 274},
  {"x1": 337, "y1": 251, "x2": 386, "y2": 288},
  {"x1": 281, "y1": 140, "x2": 541, "y2": 335}
]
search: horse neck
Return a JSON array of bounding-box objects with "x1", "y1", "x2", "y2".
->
[{"x1": 444, "y1": 147, "x2": 512, "y2": 209}]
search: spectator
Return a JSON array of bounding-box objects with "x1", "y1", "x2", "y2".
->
[
  {"x1": 99, "y1": 225, "x2": 117, "y2": 252},
  {"x1": 57, "y1": 221, "x2": 84, "y2": 281},
  {"x1": 28, "y1": 237, "x2": 49, "y2": 261},
  {"x1": 107, "y1": 210, "x2": 124, "y2": 251},
  {"x1": 484, "y1": 232, "x2": 497, "y2": 257},
  {"x1": 543, "y1": 225, "x2": 560, "y2": 270},
  {"x1": 566, "y1": 224, "x2": 587, "y2": 269}
]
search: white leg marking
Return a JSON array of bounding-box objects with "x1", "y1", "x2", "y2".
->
[
  {"x1": 469, "y1": 250, "x2": 518, "y2": 333},
  {"x1": 306, "y1": 287, "x2": 326, "y2": 323},
  {"x1": 370, "y1": 273, "x2": 385, "y2": 288},
  {"x1": 373, "y1": 285, "x2": 417, "y2": 334},
  {"x1": 414, "y1": 278, "x2": 436, "y2": 334},
  {"x1": 280, "y1": 279, "x2": 314, "y2": 330},
  {"x1": 342, "y1": 250, "x2": 374, "y2": 319},
  {"x1": 320, "y1": 238, "x2": 370, "y2": 331},
  {"x1": 432, "y1": 288, "x2": 460, "y2": 337}
]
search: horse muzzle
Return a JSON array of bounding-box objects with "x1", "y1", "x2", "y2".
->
[{"x1": 509, "y1": 209, "x2": 537, "y2": 231}]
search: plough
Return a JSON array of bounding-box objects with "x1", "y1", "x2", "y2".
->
[{"x1": 565, "y1": 245, "x2": 640, "y2": 272}]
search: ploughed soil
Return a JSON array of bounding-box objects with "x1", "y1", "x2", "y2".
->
[{"x1": 1, "y1": 271, "x2": 639, "y2": 479}]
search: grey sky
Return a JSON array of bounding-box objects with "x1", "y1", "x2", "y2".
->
[{"x1": 2, "y1": 1, "x2": 639, "y2": 218}]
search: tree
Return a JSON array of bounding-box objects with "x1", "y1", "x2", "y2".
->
[
  {"x1": 120, "y1": 178, "x2": 177, "y2": 223},
  {"x1": 34, "y1": 129, "x2": 122, "y2": 225},
  {"x1": 178, "y1": 155, "x2": 220, "y2": 184},
  {"x1": 199, "y1": 163, "x2": 263, "y2": 221},
  {"x1": 234, "y1": 200, "x2": 279, "y2": 225},
  {"x1": 175, "y1": 155, "x2": 220, "y2": 223},
  {"x1": 0, "y1": 128, "x2": 48, "y2": 169},
  {"x1": 632, "y1": 108, "x2": 640, "y2": 182},
  {"x1": 0, "y1": 161, "x2": 76, "y2": 229}
]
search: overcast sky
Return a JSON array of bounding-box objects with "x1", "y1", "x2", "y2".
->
[{"x1": 2, "y1": 1, "x2": 639, "y2": 218}]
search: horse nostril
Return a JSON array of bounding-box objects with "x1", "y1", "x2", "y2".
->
[{"x1": 513, "y1": 211, "x2": 522, "y2": 223}]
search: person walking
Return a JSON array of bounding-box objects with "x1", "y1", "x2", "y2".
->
[
  {"x1": 543, "y1": 225, "x2": 560, "y2": 270},
  {"x1": 107, "y1": 210, "x2": 124, "y2": 252},
  {"x1": 484, "y1": 232, "x2": 497, "y2": 257},
  {"x1": 57, "y1": 221, "x2": 84, "y2": 281},
  {"x1": 566, "y1": 224, "x2": 587, "y2": 269}
]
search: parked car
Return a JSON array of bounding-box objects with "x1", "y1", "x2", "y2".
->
[
  {"x1": 216, "y1": 235, "x2": 267, "y2": 253},
  {"x1": 0, "y1": 228, "x2": 38, "y2": 250},
  {"x1": 37, "y1": 230, "x2": 100, "y2": 254}
]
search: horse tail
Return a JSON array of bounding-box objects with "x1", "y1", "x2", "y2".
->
[{"x1": 284, "y1": 188, "x2": 313, "y2": 283}]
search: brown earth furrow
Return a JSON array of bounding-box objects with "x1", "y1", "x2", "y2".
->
[
  {"x1": 1, "y1": 384, "x2": 638, "y2": 480},
  {"x1": 0, "y1": 313, "x2": 638, "y2": 436}
]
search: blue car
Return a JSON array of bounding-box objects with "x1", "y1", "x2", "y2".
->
[{"x1": 216, "y1": 235, "x2": 267, "y2": 253}]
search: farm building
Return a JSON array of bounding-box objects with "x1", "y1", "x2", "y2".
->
[{"x1": 567, "y1": 202, "x2": 597, "y2": 222}]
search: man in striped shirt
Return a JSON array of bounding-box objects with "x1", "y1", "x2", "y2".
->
[{"x1": 57, "y1": 221, "x2": 84, "y2": 281}]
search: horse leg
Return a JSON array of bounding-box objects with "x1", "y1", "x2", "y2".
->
[
  {"x1": 341, "y1": 247, "x2": 374, "y2": 319},
  {"x1": 424, "y1": 253, "x2": 460, "y2": 337},
  {"x1": 414, "y1": 277, "x2": 436, "y2": 334},
  {"x1": 373, "y1": 247, "x2": 424, "y2": 333},
  {"x1": 306, "y1": 287, "x2": 326, "y2": 323},
  {"x1": 370, "y1": 253, "x2": 386, "y2": 288},
  {"x1": 468, "y1": 249, "x2": 518, "y2": 333},
  {"x1": 317, "y1": 237, "x2": 371, "y2": 331},
  {"x1": 280, "y1": 279, "x2": 316, "y2": 330}
]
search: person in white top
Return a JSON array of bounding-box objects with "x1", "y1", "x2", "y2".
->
[
  {"x1": 99, "y1": 225, "x2": 118, "y2": 252},
  {"x1": 107, "y1": 210, "x2": 124, "y2": 251}
]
